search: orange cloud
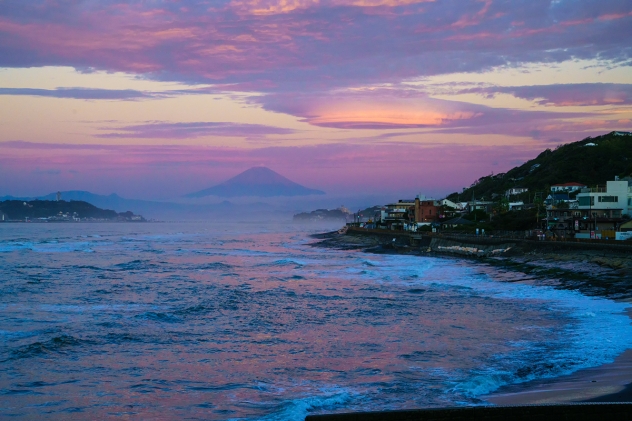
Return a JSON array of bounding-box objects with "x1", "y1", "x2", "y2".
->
[
  {"x1": 230, "y1": 0, "x2": 433, "y2": 15},
  {"x1": 307, "y1": 99, "x2": 480, "y2": 128}
]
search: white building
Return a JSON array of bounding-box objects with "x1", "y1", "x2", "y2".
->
[
  {"x1": 508, "y1": 201, "x2": 525, "y2": 211},
  {"x1": 506, "y1": 187, "x2": 528, "y2": 197},
  {"x1": 576, "y1": 180, "x2": 632, "y2": 217},
  {"x1": 439, "y1": 198, "x2": 459, "y2": 209},
  {"x1": 551, "y1": 182, "x2": 587, "y2": 193}
]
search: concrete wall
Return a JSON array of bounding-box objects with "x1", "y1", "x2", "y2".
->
[
  {"x1": 305, "y1": 404, "x2": 632, "y2": 421},
  {"x1": 428, "y1": 237, "x2": 515, "y2": 257}
]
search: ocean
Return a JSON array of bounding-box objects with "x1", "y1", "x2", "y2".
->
[{"x1": 1, "y1": 222, "x2": 631, "y2": 420}]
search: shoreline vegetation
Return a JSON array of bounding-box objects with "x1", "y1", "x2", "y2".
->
[{"x1": 310, "y1": 227, "x2": 632, "y2": 406}]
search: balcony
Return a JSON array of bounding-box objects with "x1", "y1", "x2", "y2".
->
[{"x1": 581, "y1": 186, "x2": 608, "y2": 193}]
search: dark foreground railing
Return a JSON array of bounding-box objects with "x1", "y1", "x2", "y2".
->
[{"x1": 305, "y1": 404, "x2": 632, "y2": 421}]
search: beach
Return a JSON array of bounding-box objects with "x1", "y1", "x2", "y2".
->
[{"x1": 483, "y1": 307, "x2": 632, "y2": 405}]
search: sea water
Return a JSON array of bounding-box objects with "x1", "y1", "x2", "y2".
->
[{"x1": 1, "y1": 222, "x2": 631, "y2": 420}]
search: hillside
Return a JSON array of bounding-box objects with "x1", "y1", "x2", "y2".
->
[
  {"x1": 293, "y1": 208, "x2": 350, "y2": 222},
  {"x1": 447, "y1": 131, "x2": 632, "y2": 202},
  {"x1": 0, "y1": 200, "x2": 144, "y2": 221}
]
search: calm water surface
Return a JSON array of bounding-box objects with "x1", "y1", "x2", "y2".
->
[{"x1": 1, "y1": 222, "x2": 631, "y2": 420}]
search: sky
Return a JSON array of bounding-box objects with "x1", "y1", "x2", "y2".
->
[{"x1": 0, "y1": 0, "x2": 631, "y2": 201}]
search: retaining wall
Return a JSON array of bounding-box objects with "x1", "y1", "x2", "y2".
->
[{"x1": 305, "y1": 403, "x2": 632, "y2": 421}]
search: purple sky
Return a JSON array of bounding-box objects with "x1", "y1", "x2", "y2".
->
[{"x1": 0, "y1": 1, "x2": 630, "y2": 200}]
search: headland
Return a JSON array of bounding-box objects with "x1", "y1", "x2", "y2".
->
[{"x1": 0, "y1": 199, "x2": 146, "y2": 222}]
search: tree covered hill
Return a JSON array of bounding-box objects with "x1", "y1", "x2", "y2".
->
[
  {"x1": 447, "y1": 131, "x2": 632, "y2": 202},
  {"x1": 0, "y1": 200, "x2": 143, "y2": 221}
]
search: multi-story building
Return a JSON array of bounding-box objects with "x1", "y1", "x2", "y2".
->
[
  {"x1": 381, "y1": 200, "x2": 415, "y2": 230},
  {"x1": 414, "y1": 197, "x2": 440, "y2": 223},
  {"x1": 544, "y1": 179, "x2": 632, "y2": 238},
  {"x1": 577, "y1": 180, "x2": 632, "y2": 217}
]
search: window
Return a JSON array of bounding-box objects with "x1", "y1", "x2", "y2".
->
[
  {"x1": 578, "y1": 196, "x2": 594, "y2": 206},
  {"x1": 598, "y1": 196, "x2": 618, "y2": 203}
]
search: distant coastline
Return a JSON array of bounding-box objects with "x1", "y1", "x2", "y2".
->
[{"x1": 0, "y1": 199, "x2": 146, "y2": 223}]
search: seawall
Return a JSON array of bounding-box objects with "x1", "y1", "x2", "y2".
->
[
  {"x1": 346, "y1": 227, "x2": 632, "y2": 257},
  {"x1": 305, "y1": 403, "x2": 632, "y2": 421},
  {"x1": 334, "y1": 227, "x2": 632, "y2": 279}
]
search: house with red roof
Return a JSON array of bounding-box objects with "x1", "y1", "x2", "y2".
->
[{"x1": 550, "y1": 182, "x2": 587, "y2": 193}]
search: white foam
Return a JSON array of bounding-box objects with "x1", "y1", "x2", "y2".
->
[
  {"x1": 376, "y1": 254, "x2": 632, "y2": 397},
  {"x1": 238, "y1": 388, "x2": 355, "y2": 421}
]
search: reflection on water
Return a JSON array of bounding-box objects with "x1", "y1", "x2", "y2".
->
[{"x1": 0, "y1": 222, "x2": 631, "y2": 420}]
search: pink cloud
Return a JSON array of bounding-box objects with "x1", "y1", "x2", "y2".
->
[
  {"x1": 95, "y1": 122, "x2": 296, "y2": 139},
  {"x1": 254, "y1": 88, "x2": 603, "y2": 141},
  {"x1": 258, "y1": 91, "x2": 484, "y2": 129},
  {"x1": 462, "y1": 83, "x2": 632, "y2": 107},
  {"x1": 0, "y1": 1, "x2": 630, "y2": 89}
]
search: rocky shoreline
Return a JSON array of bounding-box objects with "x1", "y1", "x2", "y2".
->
[{"x1": 310, "y1": 229, "x2": 632, "y2": 299}]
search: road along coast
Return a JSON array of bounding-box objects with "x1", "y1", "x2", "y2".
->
[{"x1": 309, "y1": 227, "x2": 632, "y2": 407}]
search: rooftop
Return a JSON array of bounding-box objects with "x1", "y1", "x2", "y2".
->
[{"x1": 552, "y1": 182, "x2": 586, "y2": 187}]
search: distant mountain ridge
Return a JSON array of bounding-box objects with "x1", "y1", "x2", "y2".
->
[
  {"x1": 0, "y1": 190, "x2": 162, "y2": 213},
  {"x1": 447, "y1": 131, "x2": 632, "y2": 202},
  {"x1": 186, "y1": 167, "x2": 325, "y2": 198},
  {"x1": 0, "y1": 190, "x2": 281, "y2": 219}
]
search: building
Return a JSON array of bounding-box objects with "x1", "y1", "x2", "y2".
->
[
  {"x1": 577, "y1": 180, "x2": 632, "y2": 217},
  {"x1": 550, "y1": 182, "x2": 587, "y2": 193},
  {"x1": 546, "y1": 207, "x2": 625, "y2": 239},
  {"x1": 544, "y1": 179, "x2": 632, "y2": 238},
  {"x1": 381, "y1": 200, "x2": 415, "y2": 230},
  {"x1": 506, "y1": 187, "x2": 528, "y2": 197},
  {"x1": 621, "y1": 220, "x2": 632, "y2": 232},
  {"x1": 414, "y1": 197, "x2": 440, "y2": 223},
  {"x1": 467, "y1": 200, "x2": 494, "y2": 214},
  {"x1": 441, "y1": 216, "x2": 474, "y2": 229},
  {"x1": 508, "y1": 201, "x2": 525, "y2": 211},
  {"x1": 545, "y1": 193, "x2": 572, "y2": 206},
  {"x1": 439, "y1": 198, "x2": 458, "y2": 210}
]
